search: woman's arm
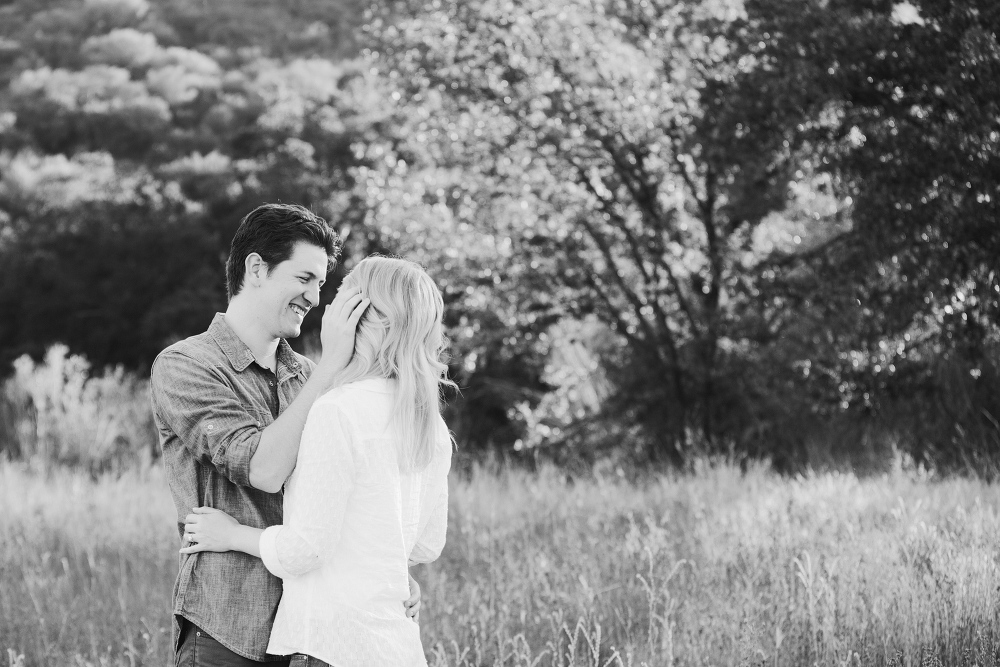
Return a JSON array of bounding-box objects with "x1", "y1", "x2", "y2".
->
[
  {"x1": 259, "y1": 401, "x2": 357, "y2": 579},
  {"x1": 179, "y1": 506, "x2": 262, "y2": 558},
  {"x1": 409, "y1": 485, "x2": 448, "y2": 565},
  {"x1": 181, "y1": 402, "x2": 355, "y2": 572},
  {"x1": 409, "y1": 418, "x2": 453, "y2": 565}
]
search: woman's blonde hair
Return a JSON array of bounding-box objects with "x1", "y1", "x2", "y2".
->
[{"x1": 336, "y1": 256, "x2": 455, "y2": 470}]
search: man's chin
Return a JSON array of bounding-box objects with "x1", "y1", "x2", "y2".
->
[{"x1": 280, "y1": 323, "x2": 303, "y2": 339}]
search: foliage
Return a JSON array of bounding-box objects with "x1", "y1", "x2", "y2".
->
[
  {"x1": 0, "y1": 345, "x2": 156, "y2": 474},
  {"x1": 737, "y1": 0, "x2": 1000, "y2": 467},
  {"x1": 363, "y1": 0, "x2": 854, "y2": 460},
  {"x1": 0, "y1": 197, "x2": 224, "y2": 369},
  {"x1": 355, "y1": 0, "x2": 1000, "y2": 466},
  {"x1": 0, "y1": 0, "x2": 376, "y2": 371},
  {"x1": 0, "y1": 0, "x2": 997, "y2": 466}
]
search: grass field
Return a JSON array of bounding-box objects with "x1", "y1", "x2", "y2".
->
[{"x1": 2, "y1": 460, "x2": 1000, "y2": 667}]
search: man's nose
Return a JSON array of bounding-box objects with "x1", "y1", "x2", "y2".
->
[{"x1": 305, "y1": 282, "x2": 321, "y2": 306}]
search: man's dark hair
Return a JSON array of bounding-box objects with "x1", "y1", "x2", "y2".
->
[{"x1": 226, "y1": 203, "x2": 343, "y2": 300}]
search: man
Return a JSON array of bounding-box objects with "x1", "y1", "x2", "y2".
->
[{"x1": 151, "y1": 204, "x2": 420, "y2": 666}]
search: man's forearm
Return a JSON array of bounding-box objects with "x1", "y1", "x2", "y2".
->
[{"x1": 248, "y1": 362, "x2": 337, "y2": 492}]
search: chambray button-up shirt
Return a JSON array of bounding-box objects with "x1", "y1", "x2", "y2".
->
[{"x1": 151, "y1": 313, "x2": 314, "y2": 661}]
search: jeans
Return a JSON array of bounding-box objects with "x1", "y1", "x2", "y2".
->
[
  {"x1": 176, "y1": 619, "x2": 292, "y2": 667},
  {"x1": 289, "y1": 655, "x2": 332, "y2": 667}
]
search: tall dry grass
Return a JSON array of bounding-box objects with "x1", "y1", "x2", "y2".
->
[
  {"x1": 0, "y1": 345, "x2": 156, "y2": 475},
  {"x1": 2, "y1": 460, "x2": 999, "y2": 666},
  {"x1": 0, "y1": 463, "x2": 175, "y2": 667}
]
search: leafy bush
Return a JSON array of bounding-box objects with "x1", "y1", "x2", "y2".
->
[{"x1": 0, "y1": 345, "x2": 156, "y2": 475}]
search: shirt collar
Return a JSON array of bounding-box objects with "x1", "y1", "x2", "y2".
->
[
  {"x1": 275, "y1": 338, "x2": 304, "y2": 383},
  {"x1": 208, "y1": 313, "x2": 303, "y2": 379},
  {"x1": 209, "y1": 314, "x2": 255, "y2": 371}
]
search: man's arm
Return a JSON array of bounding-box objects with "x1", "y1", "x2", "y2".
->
[
  {"x1": 151, "y1": 354, "x2": 264, "y2": 488},
  {"x1": 248, "y1": 286, "x2": 369, "y2": 492},
  {"x1": 149, "y1": 287, "x2": 369, "y2": 493}
]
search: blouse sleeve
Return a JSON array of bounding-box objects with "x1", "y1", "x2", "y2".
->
[
  {"x1": 259, "y1": 401, "x2": 356, "y2": 579},
  {"x1": 408, "y1": 417, "x2": 452, "y2": 565}
]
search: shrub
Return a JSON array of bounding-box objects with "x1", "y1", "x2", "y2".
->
[{"x1": 0, "y1": 344, "x2": 156, "y2": 475}]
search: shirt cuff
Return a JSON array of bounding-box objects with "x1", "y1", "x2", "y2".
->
[
  {"x1": 259, "y1": 525, "x2": 294, "y2": 580},
  {"x1": 211, "y1": 429, "x2": 260, "y2": 489}
]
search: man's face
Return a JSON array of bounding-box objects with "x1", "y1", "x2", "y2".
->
[{"x1": 253, "y1": 241, "x2": 328, "y2": 340}]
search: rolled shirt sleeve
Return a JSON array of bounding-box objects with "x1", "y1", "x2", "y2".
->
[
  {"x1": 151, "y1": 351, "x2": 262, "y2": 488},
  {"x1": 409, "y1": 488, "x2": 448, "y2": 565},
  {"x1": 260, "y1": 524, "x2": 326, "y2": 579},
  {"x1": 259, "y1": 526, "x2": 294, "y2": 579}
]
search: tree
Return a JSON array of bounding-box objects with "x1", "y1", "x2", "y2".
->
[
  {"x1": 734, "y1": 0, "x2": 1000, "y2": 469},
  {"x1": 0, "y1": 184, "x2": 224, "y2": 370},
  {"x1": 367, "y1": 0, "x2": 838, "y2": 460},
  {"x1": 0, "y1": 0, "x2": 380, "y2": 371}
]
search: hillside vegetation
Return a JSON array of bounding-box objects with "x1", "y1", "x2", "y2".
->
[{"x1": 1, "y1": 0, "x2": 999, "y2": 467}]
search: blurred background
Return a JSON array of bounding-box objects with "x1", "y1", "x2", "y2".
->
[
  {"x1": 4, "y1": 2, "x2": 1000, "y2": 665},
  {"x1": 0, "y1": 0, "x2": 998, "y2": 477}
]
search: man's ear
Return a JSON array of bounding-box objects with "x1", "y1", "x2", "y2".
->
[{"x1": 244, "y1": 253, "x2": 266, "y2": 288}]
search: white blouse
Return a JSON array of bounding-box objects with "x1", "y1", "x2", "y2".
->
[{"x1": 258, "y1": 377, "x2": 451, "y2": 667}]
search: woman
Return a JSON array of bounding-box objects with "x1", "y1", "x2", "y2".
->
[{"x1": 179, "y1": 256, "x2": 454, "y2": 667}]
